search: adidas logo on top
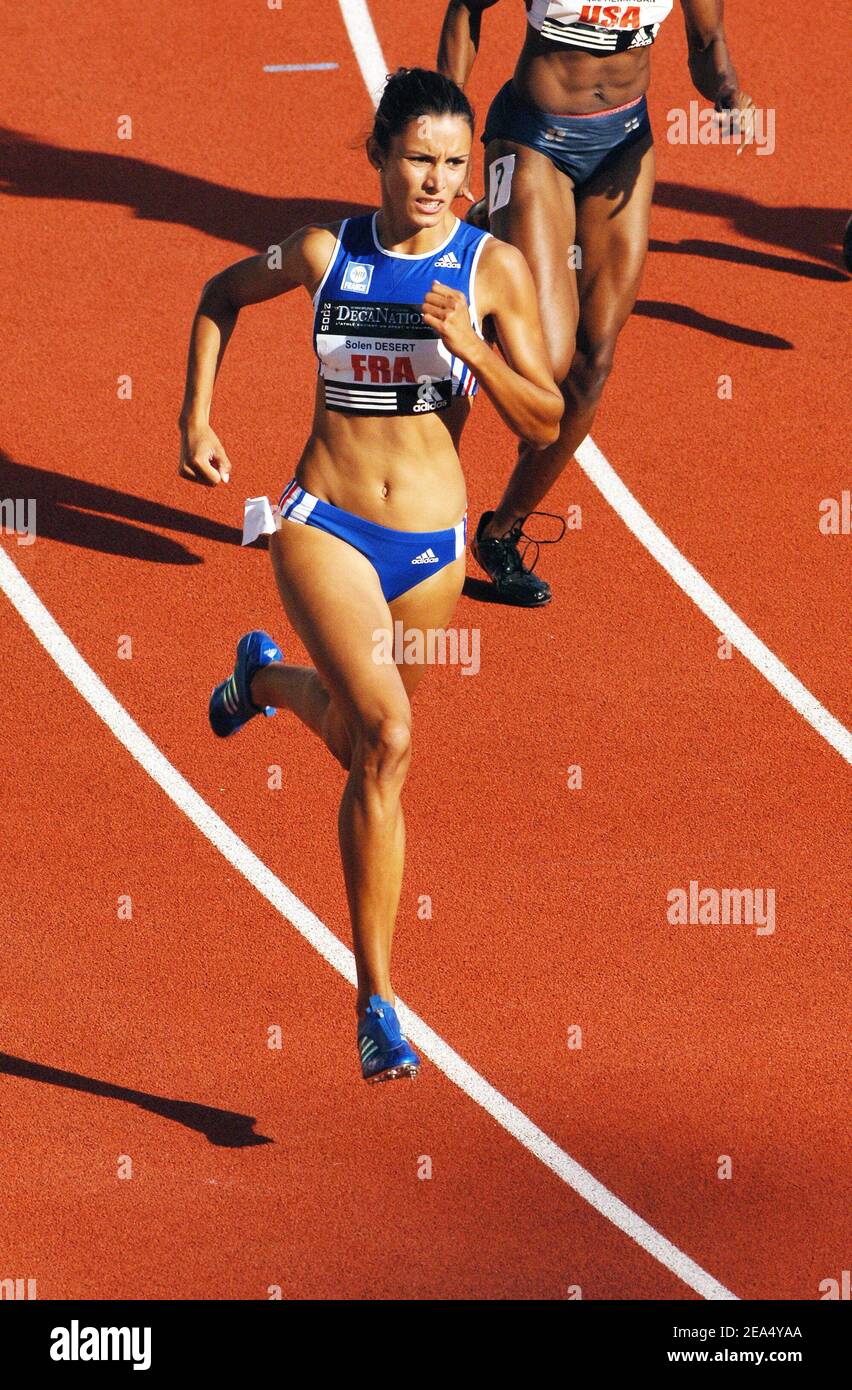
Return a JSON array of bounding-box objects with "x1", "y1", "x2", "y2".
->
[
  {"x1": 434, "y1": 250, "x2": 461, "y2": 268},
  {"x1": 411, "y1": 547, "x2": 439, "y2": 565}
]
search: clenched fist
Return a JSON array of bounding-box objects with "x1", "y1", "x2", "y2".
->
[
  {"x1": 421, "y1": 281, "x2": 482, "y2": 365},
  {"x1": 178, "y1": 420, "x2": 232, "y2": 486}
]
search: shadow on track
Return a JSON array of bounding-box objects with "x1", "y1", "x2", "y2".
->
[
  {"x1": 653, "y1": 180, "x2": 850, "y2": 276},
  {"x1": 0, "y1": 1052, "x2": 273, "y2": 1147},
  {"x1": 648, "y1": 236, "x2": 848, "y2": 283},
  {"x1": 0, "y1": 125, "x2": 371, "y2": 252},
  {"x1": 0, "y1": 450, "x2": 241, "y2": 562},
  {"x1": 633, "y1": 299, "x2": 793, "y2": 349}
]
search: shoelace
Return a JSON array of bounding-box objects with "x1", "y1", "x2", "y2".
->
[{"x1": 498, "y1": 510, "x2": 567, "y2": 575}]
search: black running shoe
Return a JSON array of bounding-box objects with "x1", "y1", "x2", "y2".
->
[{"x1": 472, "y1": 510, "x2": 565, "y2": 607}]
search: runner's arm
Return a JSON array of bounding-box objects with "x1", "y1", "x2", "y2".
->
[
  {"x1": 437, "y1": 0, "x2": 501, "y2": 87},
  {"x1": 423, "y1": 240, "x2": 562, "y2": 448},
  {"x1": 178, "y1": 225, "x2": 335, "y2": 430},
  {"x1": 680, "y1": 0, "x2": 741, "y2": 105},
  {"x1": 476, "y1": 240, "x2": 563, "y2": 447}
]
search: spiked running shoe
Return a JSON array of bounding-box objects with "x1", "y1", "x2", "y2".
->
[
  {"x1": 472, "y1": 509, "x2": 566, "y2": 607},
  {"x1": 358, "y1": 995, "x2": 420, "y2": 1083},
  {"x1": 209, "y1": 630, "x2": 282, "y2": 738}
]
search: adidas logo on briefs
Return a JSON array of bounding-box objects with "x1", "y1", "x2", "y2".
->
[
  {"x1": 411, "y1": 548, "x2": 439, "y2": 565},
  {"x1": 434, "y1": 250, "x2": 461, "y2": 268}
]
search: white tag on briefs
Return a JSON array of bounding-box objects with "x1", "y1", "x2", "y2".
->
[
  {"x1": 488, "y1": 154, "x2": 516, "y2": 216},
  {"x1": 242, "y1": 495, "x2": 276, "y2": 546}
]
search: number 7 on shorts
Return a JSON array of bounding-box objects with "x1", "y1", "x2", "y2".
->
[{"x1": 488, "y1": 154, "x2": 516, "y2": 216}]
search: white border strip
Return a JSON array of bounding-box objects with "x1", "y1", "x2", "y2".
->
[
  {"x1": 263, "y1": 63, "x2": 339, "y2": 73},
  {"x1": 0, "y1": 544, "x2": 735, "y2": 1299}
]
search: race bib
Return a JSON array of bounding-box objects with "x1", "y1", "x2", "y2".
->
[{"x1": 488, "y1": 154, "x2": 516, "y2": 215}]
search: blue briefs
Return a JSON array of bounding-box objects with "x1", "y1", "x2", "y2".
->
[
  {"x1": 482, "y1": 81, "x2": 651, "y2": 187},
  {"x1": 276, "y1": 478, "x2": 467, "y2": 604}
]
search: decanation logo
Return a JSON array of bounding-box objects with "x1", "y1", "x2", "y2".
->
[{"x1": 50, "y1": 1320, "x2": 152, "y2": 1371}]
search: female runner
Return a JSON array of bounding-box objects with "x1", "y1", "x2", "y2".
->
[
  {"x1": 177, "y1": 69, "x2": 562, "y2": 1083},
  {"x1": 438, "y1": 1, "x2": 755, "y2": 605}
]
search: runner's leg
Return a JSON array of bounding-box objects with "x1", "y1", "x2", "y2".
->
[
  {"x1": 487, "y1": 134, "x2": 655, "y2": 532},
  {"x1": 259, "y1": 521, "x2": 465, "y2": 1014}
]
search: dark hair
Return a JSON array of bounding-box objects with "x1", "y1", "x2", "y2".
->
[{"x1": 371, "y1": 67, "x2": 474, "y2": 154}]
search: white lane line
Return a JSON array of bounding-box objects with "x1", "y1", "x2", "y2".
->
[
  {"x1": 336, "y1": 0, "x2": 389, "y2": 104},
  {"x1": 0, "y1": 544, "x2": 736, "y2": 1300},
  {"x1": 576, "y1": 438, "x2": 852, "y2": 764},
  {"x1": 338, "y1": 0, "x2": 851, "y2": 768},
  {"x1": 263, "y1": 63, "x2": 339, "y2": 73}
]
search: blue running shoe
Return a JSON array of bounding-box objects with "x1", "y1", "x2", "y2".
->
[
  {"x1": 358, "y1": 995, "x2": 420, "y2": 1083},
  {"x1": 209, "y1": 630, "x2": 282, "y2": 738}
]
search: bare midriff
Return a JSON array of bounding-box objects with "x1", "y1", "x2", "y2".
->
[
  {"x1": 514, "y1": 29, "x2": 652, "y2": 114},
  {"x1": 293, "y1": 391, "x2": 471, "y2": 532}
]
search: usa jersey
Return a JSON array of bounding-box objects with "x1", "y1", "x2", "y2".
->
[
  {"x1": 526, "y1": 1, "x2": 673, "y2": 53},
  {"x1": 313, "y1": 213, "x2": 491, "y2": 416}
]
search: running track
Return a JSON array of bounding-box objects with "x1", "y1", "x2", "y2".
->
[{"x1": 0, "y1": 0, "x2": 849, "y2": 1300}]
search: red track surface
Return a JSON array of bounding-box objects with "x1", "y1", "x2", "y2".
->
[{"x1": 0, "y1": 1, "x2": 849, "y2": 1299}]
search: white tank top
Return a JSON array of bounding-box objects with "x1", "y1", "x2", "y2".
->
[{"x1": 526, "y1": 1, "x2": 673, "y2": 53}]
